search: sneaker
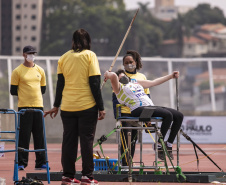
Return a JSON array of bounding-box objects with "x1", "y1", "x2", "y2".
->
[
  {"x1": 81, "y1": 176, "x2": 99, "y2": 185},
  {"x1": 18, "y1": 165, "x2": 24, "y2": 171},
  {"x1": 35, "y1": 164, "x2": 51, "y2": 170},
  {"x1": 61, "y1": 176, "x2": 80, "y2": 185}
]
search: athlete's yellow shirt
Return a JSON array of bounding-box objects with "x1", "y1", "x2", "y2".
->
[
  {"x1": 121, "y1": 71, "x2": 150, "y2": 114},
  {"x1": 57, "y1": 49, "x2": 101, "y2": 111},
  {"x1": 11, "y1": 64, "x2": 46, "y2": 107}
]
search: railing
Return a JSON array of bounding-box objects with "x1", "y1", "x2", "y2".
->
[{"x1": 1, "y1": 55, "x2": 226, "y2": 112}]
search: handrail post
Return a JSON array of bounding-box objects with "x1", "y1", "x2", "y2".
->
[
  {"x1": 167, "y1": 60, "x2": 174, "y2": 108},
  {"x1": 208, "y1": 60, "x2": 216, "y2": 111},
  {"x1": 46, "y1": 59, "x2": 54, "y2": 108},
  {"x1": 7, "y1": 58, "x2": 14, "y2": 109}
]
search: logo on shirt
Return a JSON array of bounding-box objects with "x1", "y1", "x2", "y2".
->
[
  {"x1": 37, "y1": 75, "x2": 40, "y2": 78},
  {"x1": 131, "y1": 78, "x2": 137, "y2": 83}
]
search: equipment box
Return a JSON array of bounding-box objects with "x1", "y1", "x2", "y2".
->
[{"x1": 93, "y1": 159, "x2": 118, "y2": 171}]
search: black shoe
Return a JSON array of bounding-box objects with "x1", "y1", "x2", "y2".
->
[
  {"x1": 153, "y1": 143, "x2": 165, "y2": 160},
  {"x1": 158, "y1": 149, "x2": 165, "y2": 160},
  {"x1": 165, "y1": 143, "x2": 174, "y2": 160},
  {"x1": 154, "y1": 142, "x2": 174, "y2": 160},
  {"x1": 18, "y1": 165, "x2": 25, "y2": 171},
  {"x1": 35, "y1": 164, "x2": 50, "y2": 170},
  {"x1": 162, "y1": 142, "x2": 174, "y2": 160}
]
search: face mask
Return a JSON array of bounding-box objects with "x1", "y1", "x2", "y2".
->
[
  {"x1": 119, "y1": 75, "x2": 130, "y2": 85},
  {"x1": 26, "y1": 54, "x2": 35, "y2": 63},
  {"x1": 124, "y1": 64, "x2": 136, "y2": 72}
]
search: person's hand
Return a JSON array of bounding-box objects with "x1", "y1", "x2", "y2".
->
[
  {"x1": 104, "y1": 71, "x2": 110, "y2": 80},
  {"x1": 172, "y1": 71, "x2": 179, "y2": 78},
  {"x1": 98, "y1": 110, "x2": 106, "y2": 120},
  {"x1": 44, "y1": 107, "x2": 59, "y2": 119},
  {"x1": 146, "y1": 122, "x2": 153, "y2": 127}
]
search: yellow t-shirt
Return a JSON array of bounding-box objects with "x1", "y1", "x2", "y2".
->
[
  {"x1": 57, "y1": 49, "x2": 101, "y2": 111},
  {"x1": 11, "y1": 64, "x2": 46, "y2": 107},
  {"x1": 121, "y1": 71, "x2": 150, "y2": 114}
]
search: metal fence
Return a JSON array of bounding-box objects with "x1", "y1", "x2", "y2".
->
[
  {"x1": 1, "y1": 56, "x2": 226, "y2": 112},
  {"x1": 1, "y1": 56, "x2": 226, "y2": 142}
]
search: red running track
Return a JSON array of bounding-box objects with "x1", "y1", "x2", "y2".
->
[{"x1": 0, "y1": 143, "x2": 226, "y2": 185}]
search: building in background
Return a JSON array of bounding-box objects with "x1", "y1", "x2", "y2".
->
[
  {"x1": 152, "y1": 0, "x2": 177, "y2": 20},
  {"x1": 0, "y1": 0, "x2": 43, "y2": 56},
  {"x1": 160, "y1": 23, "x2": 226, "y2": 57},
  {"x1": 0, "y1": 0, "x2": 12, "y2": 55},
  {"x1": 196, "y1": 23, "x2": 226, "y2": 57},
  {"x1": 151, "y1": 0, "x2": 192, "y2": 21}
]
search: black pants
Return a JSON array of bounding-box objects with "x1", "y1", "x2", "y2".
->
[
  {"x1": 132, "y1": 106, "x2": 184, "y2": 144},
  {"x1": 60, "y1": 106, "x2": 98, "y2": 179},
  {"x1": 18, "y1": 107, "x2": 46, "y2": 168},
  {"x1": 120, "y1": 113, "x2": 138, "y2": 166}
]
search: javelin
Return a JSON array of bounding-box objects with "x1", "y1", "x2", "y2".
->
[{"x1": 101, "y1": 8, "x2": 139, "y2": 89}]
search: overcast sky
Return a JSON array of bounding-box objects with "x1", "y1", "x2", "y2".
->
[{"x1": 124, "y1": 0, "x2": 226, "y2": 16}]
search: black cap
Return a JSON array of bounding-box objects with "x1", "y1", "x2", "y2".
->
[{"x1": 23, "y1": 45, "x2": 37, "y2": 54}]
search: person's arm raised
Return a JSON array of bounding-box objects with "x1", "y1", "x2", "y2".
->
[
  {"x1": 138, "y1": 71, "x2": 179, "y2": 89},
  {"x1": 104, "y1": 71, "x2": 121, "y2": 94}
]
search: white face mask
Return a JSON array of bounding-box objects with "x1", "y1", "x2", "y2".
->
[
  {"x1": 26, "y1": 54, "x2": 35, "y2": 63},
  {"x1": 124, "y1": 64, "x2": 136, "y2": 72}
]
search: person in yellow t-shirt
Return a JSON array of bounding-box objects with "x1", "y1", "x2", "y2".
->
[
  {"x1": 112, "y1": 50, "x2": 150, "y2": 166},
  {"x1": 44, "y1": 29, "x2": 105, "y2": 185},
  {"x1": 10, "y1": 45, "x2": 47, "y2": 171}
]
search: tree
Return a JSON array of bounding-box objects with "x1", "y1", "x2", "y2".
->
[
  {"x1": 183, "y1": 4, "x2": 226, "y2": 28},
  {"x1": 164, "y1": 13, "x2": 190, "y2": 57},
  {"x1": 40, "y1": 0, "x2": 127, "y2": 56},
  {"x1": 124, "y1": 2, "x2": 164, "y2": 56},
  {"x1": 40, "y1": 0, "x2": 166, "y2": 57}
]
